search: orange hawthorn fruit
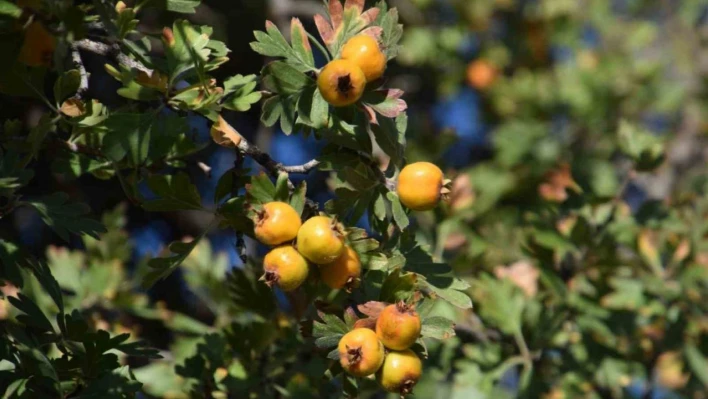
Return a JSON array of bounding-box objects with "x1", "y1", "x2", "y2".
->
[
  {"x1": 341, "y1": 34, "x2": 386, "y2": 82},
  {"x1": 262, "y1": 245, "x2": 309, "y2": 292},
  {"x1": 396, "y1": 162, "x2": 445, "y2": 211},
  {"x1": 338, "y1": 328, "x2": 385, "y2": 377},
  {"x1": 375, "y1": 302, "x2": 421, "y2": 350},
  {"x1": 377, "y1": 349, "x2": 423, "y2": 395},
  {"x1": 317, "y1": 59, "x2": 366, "y2": 107},
  {"x1": 320, "y1": 245, "x2": 361, "y2": 291},
  {"x1": 466, "y1": 59, "x2": 497, "y2": 90},
  {"x1": 254, "y1": 201, "x2": 302, "y2": 246},
  {"x1": 296, "y1": 216, "x2": 345, "y2": 264}
]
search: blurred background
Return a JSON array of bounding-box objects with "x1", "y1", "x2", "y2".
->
[{"x1": 2, "y1": 0, "x2": 708, "y2": 398}]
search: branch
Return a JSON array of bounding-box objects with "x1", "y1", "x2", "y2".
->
[
  {"x1": 235, "y1": 137, "x2": 319, "y2": 177},
  {"x1": 73, "y1": 39, "x2": 153, "y2": 76},
  {"x1": 70, "y1": 44, "x2": 89, "y2": 99}
]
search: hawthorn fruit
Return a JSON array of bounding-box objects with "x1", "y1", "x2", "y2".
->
[{"x1": 254, "y1": 201, "x2": 302, "y2": 246}]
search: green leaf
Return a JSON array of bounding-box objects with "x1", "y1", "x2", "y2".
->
[
  {"x1": 247, "y1": 172, "x2": 276, "y2": 204},
  {"x1": 27, "y1": 114, "x2": 55, "y2": 160},
  {"x1": 421, "y1": 316, "x2": 456, "y2": 340},
  {"x1": 369, "y1": 116, "x2": 405, "y2": 167},
  {"x1": 261, "y1": 61, "x2": 312, "y2": 95},
  {"x1": 313, "y1": 312, "x2": 349, "y2": 349},
  {"x1": 380, "y1": 268, "x2": 417, "y2": 303},
  {"x1": 142, "y1": 172, "x2": 202, "y2": 212},
  {"x1": 227, "y1": 266, "x2": 276, "y2": 316},
  {"x1": 0, "y1": 150, "x2": 33, "y2": 190},
  {"x1": 362, "y1": 89, "x2": 407, "y2": 120},
  {"x1": 250, "y1": 20, "x2": 316, "y2": 73},
  {"x1": 162, "y1": 0, "x2": 201, "y2": 13},
  {"x1": 165, "y1": 20, "x2": 211, "y2": 81},
  {"x1": 143, "y1": 227, "x2": 209, "y2": 288},
  {"x1": 51, "y1": 152, "x2": 110, "y2": 181},
  {"x1": 261, "y1": 95, "x2": 296, "y2": 135},
  {"x1": 8, "y1": 293, "x2": 54, "y2": 332},
  {"x1": 386, "y1": 191, "x2": 409, "y2": 230},
  {"x1": 374, "y1": 2, "x2": 404, "y2": 60},
  {"x1": 222, "y1": 74, "x2": 262, "y2": 112},
  {"x1": 26, "y1": 192, "x2": 106, "y2": 241},
  {"x1": 53, "y1": 70, "x2": 81, "y2": 103},
  {"x1": 289, "y1": 18, "x2": 315, "y2": 70},
  {"x1": 471, "y1": 275, "x2": 523, "y2": 334},
  {"x1": 273, "y1": 172, "x2": 290, "y2": 202},
  {"x1": 0, "y1": 1, "x2": 23, "y2": 19},
  {"x1": 290, "y1": 181, "x2": 307, "y2": 216},
  {"x1": 100, "y1": 113, "x2": 152, "y2": 166},
  {"x1": 0, "y1": 241, "x2": 24, "y2": 287},
  {"x1": 617, "y1": 120, "x2": 665, "y2": 171},
  {"x1": 685, "y1": 343, "x2": 708, "y2": 388}
]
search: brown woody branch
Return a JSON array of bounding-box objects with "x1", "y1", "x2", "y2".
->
[
  {"x1": 70, "y1": 44, "x2": 89, "y2": 98},
  {"x1": 73, "y1": 39, "x2": 153, "y2": 76},
  {"x1": 236, "y1": 137, "x2": 320, "y2": 177}
]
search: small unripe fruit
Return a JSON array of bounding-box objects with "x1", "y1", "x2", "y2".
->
[
  {"x1": 254, "y1": 201, "x2": 302, "y2": 246},
  {"x1": 376, "y1": 302, "x2": 421, "y2": 350},
  {"x1": 262, "y1": 246, "x2": 309, "y2": 292},
  {"x1": 317, "y1": 59, "x2": 366, "y2": 107},
  {"x1": 18, "y1": 21, "x2": 56, "y2": 67},
  {"x1": 341, "y1": 35, "x2": 386, "y2": 82},
  {"x1": 377, "y1": 349, "x2": 422, "y2": 395},
  {"x1": 296, "y1": 216, "x2": 345, "y2": 264},
  {"x1": 320, "y1": 245, "x2": 361, "y2": 291},
  {"x1": 396, "y1": 162, "x2": 444, "y2": 211},
  {"x1": 338, "y1": 328, "x2": 385, "y2": 377}
]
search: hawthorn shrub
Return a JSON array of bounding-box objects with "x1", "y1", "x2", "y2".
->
[{"x1": 0, "y1": 0, "x2": 707, "y2": 399}]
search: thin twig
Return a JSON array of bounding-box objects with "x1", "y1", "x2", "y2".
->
[
  {"x1": 74, "y1": 39, "x2": 153, "y2": 76},
  {"x1": 281, "y1": 159, "x2": 320, "y2": 174},
  {"x1": 70, "y1": 44, "x2": 89, "y2": 99},
  {"x1": 196, "y1": 161, "x2": 212, "y2": 178}
]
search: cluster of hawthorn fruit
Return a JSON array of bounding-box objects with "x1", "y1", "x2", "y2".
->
[
  {"x1": 252, "y1": 33, "x2": 450, "y2": 397},
  {"x1": 254, "y1": 159, "x2": 446, "y2": 396}
]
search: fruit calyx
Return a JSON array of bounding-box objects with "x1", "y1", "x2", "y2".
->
[
  {"x1": 261, "y1": 270, "x2": 279, "y2": 288},
  {"x1": 336, "y1": 74, "x2": 355, "y2": 98},
  {"x1": 395, "y1": 300, "x2": 415, "y2": 315},
  {"x1": 400, "y1": 379, "x2": 416, "y2": 396},
  {"x1": 345, "y1": 345, "x2": 363, "y2": 364}
]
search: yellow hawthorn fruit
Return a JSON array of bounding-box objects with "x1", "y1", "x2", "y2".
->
[
  {"x1": 338, "y1": 328, "x2": 385, "y2": 377},
  {"x1": 376, "y1": 302, "x2": 421, "y2": 350},
  {"x1": 341, "y1": 35, "x2": 386, "y2": 82},
  {"x1": 18, "y1": 21, "x2": 56, "y2": 67},
  {"x1": 254, "y1": 201, "x2": 302, "y2": 246},
  {"x1": 377, "y1": 349, "x2": 422, "y2": 395},
  {"x1": 262, "y1": 246, "x2": 309, "y2": 292},
  {"x1": 466, "y1": 60, "x2": 497, "y2": 90},
  {"x1": 317, "y1": 59, "x2": 366, "y2": 107},
  {"x1": 396, "y1": 162, "x2": 444, "y2": 211},
  {"x1": 296, "y1": 216, "x2": 345, "y2": 264},
  {"x1": 320, "y1": 245, "x2": 361, "y2": 291}
]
